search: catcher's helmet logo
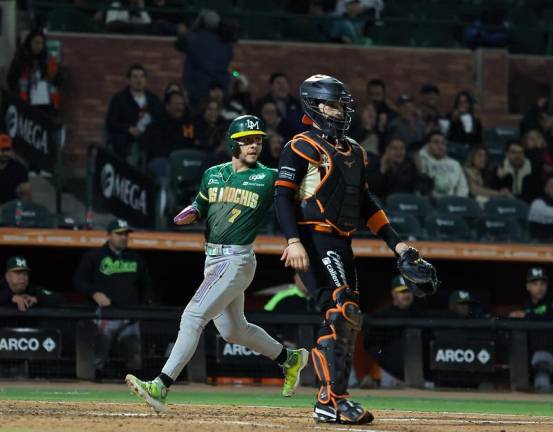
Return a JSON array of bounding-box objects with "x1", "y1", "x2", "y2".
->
[{"x1": 246, "y1": 119, "x2": 259, "y2": 130}]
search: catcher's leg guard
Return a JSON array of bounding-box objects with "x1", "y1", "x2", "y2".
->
[{"x1": 311, "y1": 286, "x2": 372, "y2": 424}]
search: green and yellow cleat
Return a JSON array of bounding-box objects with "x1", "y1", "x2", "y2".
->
[
  {"x1": 281, "y1": 348, "x2": 309, "y2": 397},
  {"x1": 125, "y1": 374, "x2": 168, "y2": 413}
]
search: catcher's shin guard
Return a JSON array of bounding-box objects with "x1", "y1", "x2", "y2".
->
[{"x1": 311, "y1": 286, "x2": 363, "y2": 405}]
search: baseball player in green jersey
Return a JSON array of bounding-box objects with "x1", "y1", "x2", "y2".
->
[{"x1": 126, "y1": 115, "x2": 309, "y2": 413}]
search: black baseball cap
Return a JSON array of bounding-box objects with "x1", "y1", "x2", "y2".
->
[
  {"x1": 449, "y1": 290, "x2": 477, "y2": 304},
  {"x1": 6, "y1": 256, "x2": 31, "y2": 272},
  {"x1": 391, "y1": 275, "x2": 409, "y2": 293},
  {"x1": 106, "y1": 219, "x2": 133, "y2": 234},
  {"x1": 527, "y1": 266, "x2": 548, "y2": 282}
]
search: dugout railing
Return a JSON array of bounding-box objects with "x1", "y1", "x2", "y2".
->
[{"x1": 0, "y1": 306, "x2": 550, "y2": 391}]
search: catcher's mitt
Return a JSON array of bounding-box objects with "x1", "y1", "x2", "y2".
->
[{"x1": 397, "y1": 247, "x2": 439, "y2": 297}]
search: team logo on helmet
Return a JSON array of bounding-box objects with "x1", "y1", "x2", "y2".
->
[{"x1": 246, "y1": 119, "x2": 260, "y2": 130}]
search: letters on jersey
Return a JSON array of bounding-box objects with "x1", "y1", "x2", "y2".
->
[{"x1": 208, "y1": 186, "x2": 259, "y2": 209}]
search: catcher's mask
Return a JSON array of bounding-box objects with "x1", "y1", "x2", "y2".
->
[{"x1": 299, "y1": 74, "x2": 354, "y2": 140}]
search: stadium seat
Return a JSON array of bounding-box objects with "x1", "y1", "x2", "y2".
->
[
  {"x1": 424, "y1": 214, "x2": 472, "y2": 241},
  {"x1": 435, "y1": 196, "x2": 483, "y2": 226},
  {"x1": 447, "y1": 141, "x2": 470, "y2": 164},
  {"x1": 47, "y1": 8, "x2": 96, "y2": 33},
  {"x1": 484, "y1": 197, "x2": 529, "y2": 225},
  {"x1": 483, "y1": 126, "x2": 518, "y2": 151},
  {"x1": 240, "y1": 0, "x2": 282, "y2": 12},
  {"x1": 168, "y1": 149, "x2": 209, "y2": 209},
  {"x1": 0, "y1": 200, "x2": 55, "y2": 228},
  {"x1": 476, "y1": 216, "x2": 523, "y2": 243},
  {"x1": 385, "y1": 193, "x2": 432, "y2": 222},
  {"x1": 280, "y1": 16, "x2": 325, "y2": 43},
  {"x1": 387, "y1": 212, "x2": 423, "y2": 240}
]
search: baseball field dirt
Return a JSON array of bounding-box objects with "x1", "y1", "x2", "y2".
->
[{"x1": 1, "y1": 382, "x2": 553, "y2": 432}]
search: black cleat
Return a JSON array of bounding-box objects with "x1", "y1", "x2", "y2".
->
[{"x1": 313, "y1": 399, "x2": 374, "y2": 424}]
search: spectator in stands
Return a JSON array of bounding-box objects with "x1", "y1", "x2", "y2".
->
[
  {"x1": 141, "y1": 91, "x2": 195, "y2": 180},
  {"x1": 7, "y1": 27, "x2": 61, "y2": 115},
  {"x1": 366, "y1": 78, "x2": 395, "y2": 120},
  {"x1": 419, "y1": 130, "x2": 469, "y2": 198},
  {"x1": 418, "y1": 84, "x2": 442, "y2": 133},
  {"x1": 105, "y1": 64, "x2": 162, "y2": 162},
  {"x1": 193, "y1": 101, "x2": 227, "y2": 157},
  {"x1": 227, "y1": 73, "x2": 254, "y2": 116},
  {"x1": 175, "y1": 9, "x2": 234, "y2": 107},
  {"x1": 260, "y1": 132, "x2": 285, "y2": 169},
  {"x1": 491, "y1": 140, "x2": 542, "y2": 203},
  {"x1": 528, "y1": 176, "x2": 553, "y2": 242},
  {"x1": 148, "y1": 0, "x2": 185, "y2": 36},
  {"x1": 464, "y1": 146, "x2": 512, "y2": 205},
  {"x1": 255, "y1": 72, "x2": 304, "y2": 134},
  {"x1": 0, "y1": 256, "x2": 64, "y2": 311},
  {"x1": 1, "y1": 182, "x2": 52, "y2": 228},
  {"x1": 74, "y1": 219, "x2": 154, "y2": 380},
  {"x1": 329, "y1": 0, "x2": 380, "y2": 44},
  {"x1": 446, "y1": 91, "x2": 483, "y2": 145},
  {"x1": 0, "y1": 134, "x2": 30, "y2": 207},
  {"x1": 520, "y1": 97, "x2": 553, "y2": 140},
  {"x1": 163, "y1": 81, "x2": 184, "y2": 97},
  {"x1": 349, "y1": 102, "x2": 385, "y2": 156},
  {"x1": 259, "y1": 101, "x2": 295, "y2": 143},
  {"x1": 364, "y1": 275, "x2": 425, "y2": 385},
  {"x1": 386, "y1": 95, "x2": 426, "y2": 152},
  {"x1": 509, "y1": 267, "x2": 553, "y2": 392},
  {"x1": 367, "y1": 137, "x2": 432, "y2": 200},
  {"x1": 522, "y1": 129, "x2": 547, "y2": 167}
]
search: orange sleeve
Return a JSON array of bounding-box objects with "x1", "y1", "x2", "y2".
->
[
  {"x1": 275, "y1": 179, "x2": 299, "y2": 191},
  {"x1": 366, "y1": 209, "x2": 389, "y2": 234}
]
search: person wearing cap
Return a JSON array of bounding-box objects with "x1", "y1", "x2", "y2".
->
[
  {"x1": 386, "y1": 94, "x2": 426, "y2": 152},
  {"x1": 0, "y1": 256, "x2": 63, "y2": 311},
  {"x1": 364, "y1": 275, "x2": 425, "y2": 385},
  {"x1": 510, "y1": 267, "x2": 553, "y2": 392},
  {"x1": 0, "y1": 133, "x2": 30, "y2": 206},
  {"x1": 510, "y1": 267, "x2": 552, "y2": 319},
  {"x1": 73, "y1": 218, "x2": 154, "y2": 379},
  {"x1": 419, "y1": 130, "x2": 469, "y2": 198},
  {"x1": 447, "y1": 290, "x2": 480, "y2": 318}
]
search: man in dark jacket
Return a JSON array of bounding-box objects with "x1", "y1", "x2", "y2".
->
[
  {"x1": 367, "y1": 137, "x2": 432, "y2": 199},
  {"x1": 141, "y1": 91, "x2": 195, "y2": 179},
  {"x1": 364, "y1": 275, "x2": 425, "y2": 382},
  {"x1": 73, "y1": 219, "x2": 154, "y2": 379},
  {"x1": 0, "y1": 256, "x2": 63, "y2": 311},
  {"x1": 105, "y1": 64, "x2": 162, "y2": 161}
]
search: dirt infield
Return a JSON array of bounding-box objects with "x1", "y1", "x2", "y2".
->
[
  {"x1": 3, "y1": 400, "x2": 553, "y2": 432},
  {"x1": 2, "y1": 383, "x2": 553, "y2": 432}
]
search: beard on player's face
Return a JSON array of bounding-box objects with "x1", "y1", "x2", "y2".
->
[{"x1": 237, "y1": 142, "x2": 261, "y2": 166}]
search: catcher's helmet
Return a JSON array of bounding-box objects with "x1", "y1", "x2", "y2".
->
[
  {"x1": 299, "y1": 74, "x2": 354, "y2": 139},
  {"x1": 227, "y1": 115, "x2": 267, "y2": 156}
]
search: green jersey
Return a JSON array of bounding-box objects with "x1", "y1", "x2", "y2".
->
[{"x1": 192, "y1": 162, "x2": 277, "y2": 245}]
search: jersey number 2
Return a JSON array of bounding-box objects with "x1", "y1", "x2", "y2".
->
[{"x1": 228, "y1": 208, "x2": 242, "y2": 223}]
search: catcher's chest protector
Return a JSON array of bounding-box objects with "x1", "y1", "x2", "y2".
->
[{"x1": 295, "y1": 131, "x2": 365, "y2": 233}]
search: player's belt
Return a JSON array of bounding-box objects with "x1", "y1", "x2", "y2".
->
[{"x1": 205, "y1": 243, "x2": 252, "y2": 257}]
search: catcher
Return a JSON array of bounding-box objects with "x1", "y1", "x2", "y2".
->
[
  {"x1": 275, "y1": 75, "x2": 438, "y2": 424},
  {"x1": 126, "y1": 115, "x2": 309, "y2": 413}
]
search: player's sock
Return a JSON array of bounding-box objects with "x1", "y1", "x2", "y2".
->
[
  {"x1": 275, "y1": 347, "x2": 288, "y2": 365},
  {"x1": 158, "y1": 373, "x2": 174, "y2": 388}
]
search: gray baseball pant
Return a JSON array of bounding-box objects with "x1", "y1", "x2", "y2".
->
[{"x1": 162, "y1": 244, "x2": 283, "y2": 381}]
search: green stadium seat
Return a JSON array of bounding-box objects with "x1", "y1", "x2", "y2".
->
[
  {"x1": 385, "y1": 193, "x2": 432, "y2": 222},
  {"x1": 168, "y1": 149, "x2": 209, "y2": 209},
  {"x1": 424, "y1": 214, "x2": 472, "y2": 241},
  {"x1": 476, "y1": 216, "x2": 523, "y2": 243},
  {"x1": 47, "y1": 8, "x2": 96, "y2": 33},
  {"x1": 447, "y1": 141, "x2": 470, "y2": 164},
  {"x1": 435, "y1": 196, "x2": 483, "y2": 227},
  {"x1": 240, "y1": 0, "x2": 282, "y2": 12},
  {"x1": 387, "y1": 212, "x2": 423, "y2": 240},
  {"x1": 483, "y1": 126, "x2": 518, "y2": 151},
  {"x1": 484, "y1": 196, "x2": 529, "y2": 226},
  {"x1": 0, "y1": 200, "x2": 55, "y2": 228},
  {"x1": 280, "y1": 16, "x2": 325, "y2": 43}
]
